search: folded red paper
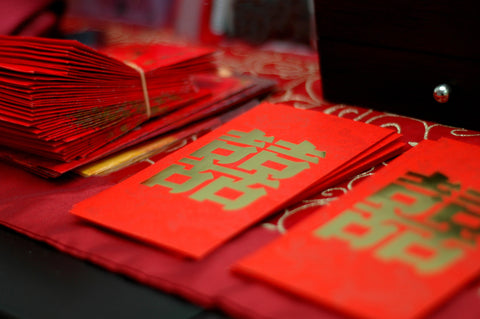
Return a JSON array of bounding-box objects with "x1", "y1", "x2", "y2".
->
[
  {"x1": 235, "y1": 138, "x2": 480, "y2": 319},
  {"x1": 71, "y1": 102, "x2": 405, "y2": 259}
]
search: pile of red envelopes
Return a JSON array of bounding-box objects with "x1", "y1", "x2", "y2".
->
[{"x1": 0, "y1": 36, "x2": 275, "y2": 177}]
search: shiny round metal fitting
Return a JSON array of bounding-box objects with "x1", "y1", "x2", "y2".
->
[{"x1": 433, "y1": 84, "x2": 451, "y2": 103}]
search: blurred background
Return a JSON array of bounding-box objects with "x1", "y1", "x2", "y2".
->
[{"x1": 0, "y1": 0, "x2": 315, "y2": 47}]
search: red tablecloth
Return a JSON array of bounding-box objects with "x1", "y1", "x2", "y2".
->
[{"x1": 2, "y1": 23, "x2": 480, "y2": 319}]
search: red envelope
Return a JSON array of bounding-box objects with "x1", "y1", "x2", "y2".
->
[
  {"x1": 234, "y1": 138, "x2": 480, "y2": 319},
  {"x1": 71, "y1": 102, "x2": 404, "y2": 259}
]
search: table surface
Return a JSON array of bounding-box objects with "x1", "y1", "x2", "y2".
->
[
  {"x1": 0, "y1": 224, "x2": 229, "y2": 319},
  {"x1": 2, "y1": 20, "x2": 480, "y2": 319}
]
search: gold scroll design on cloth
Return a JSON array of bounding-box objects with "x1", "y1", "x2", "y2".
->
[
  {"x1": 142, "y1": 129, "x2": 326, "y2": 210},
  {"x1": 314, "y1": 171, "x2": 480, "y2": 274}
]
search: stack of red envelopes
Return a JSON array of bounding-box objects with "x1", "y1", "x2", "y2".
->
[
  {"x1": 0, "y1": 35, "x2": 214, "y2": 161},
  {"x1": 0, "y1": 36, "x2": 276, "y2": 177},
  {"x1": 71, "y1": 102, "x2": 407, "y2": 259}
]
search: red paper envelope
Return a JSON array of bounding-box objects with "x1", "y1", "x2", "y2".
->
[
  {"x1": 71, "y1": 102, "x2": 403, "y2": 259},
  {"x1": 100, "y1": 42, "x2": 215, "y2": 72},
  {"x1": 234, "y1": 138, "x2": 480, "y2": 319}
]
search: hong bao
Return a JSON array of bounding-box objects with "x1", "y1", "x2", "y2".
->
[
  {"x1": 314, "y1": 171, "x2": 480, "y2": 274},
  {"x1": 142, "y1": 129, "x2": 326, "y2": 210}
]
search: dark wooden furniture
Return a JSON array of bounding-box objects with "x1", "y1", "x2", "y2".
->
[{"x1": 314, "y1": 0, "x2": 480, "y2": 130}]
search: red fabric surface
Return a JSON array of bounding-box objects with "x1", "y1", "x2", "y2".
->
[{"x1": 2, "y1": 38, "x2": 480, "y2": 319}]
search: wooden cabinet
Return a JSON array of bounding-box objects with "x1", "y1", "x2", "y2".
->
[{"x1": 314, "y1": 0, "x2": 480, "y2": 129}]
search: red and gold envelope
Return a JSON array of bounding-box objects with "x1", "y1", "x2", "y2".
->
[
  {"x1": 234, "y1": 138, "x2": 480, "y2": 319},
  {"x1": 71, "y1": 102, "x2": 404, "y2": 259}
]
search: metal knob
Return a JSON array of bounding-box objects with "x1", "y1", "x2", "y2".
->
[{"x1": 433, "y1": 84, "x2": 451, "y2": 103}]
